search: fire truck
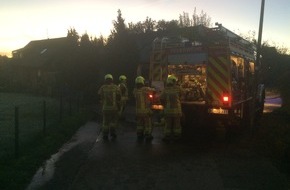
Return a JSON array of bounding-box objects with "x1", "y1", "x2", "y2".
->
[{"x1": 148, "y1": 24, "x2": 265, "y2": 134}]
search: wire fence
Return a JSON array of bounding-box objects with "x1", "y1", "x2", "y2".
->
[{"x1": 0, "y1": 92, "x2": 84, "y2": 159}]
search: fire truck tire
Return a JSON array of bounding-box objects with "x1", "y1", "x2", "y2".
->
[{"x1": 242, "y1": 100, "x2": 255, "y2": 129}]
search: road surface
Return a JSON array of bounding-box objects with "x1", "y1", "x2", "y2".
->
[{"x1": 26, "y1": 117, "x2": 289, "y2": 189}]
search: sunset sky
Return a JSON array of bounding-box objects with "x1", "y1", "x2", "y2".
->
[{"x1": 1, "y1": 0, "x2": 289, "y2": 57}]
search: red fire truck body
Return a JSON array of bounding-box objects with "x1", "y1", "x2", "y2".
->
[{"x1": 148, "y1": 25, "x2": 265, "y2": 129}]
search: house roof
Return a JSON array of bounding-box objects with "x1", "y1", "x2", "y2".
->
[{"x1": 12, "y1": 37, "x2": 70, "y2": 67}]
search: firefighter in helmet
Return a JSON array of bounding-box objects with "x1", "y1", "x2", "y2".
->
[
  {"x1": 160, "y1": 75, "x2": 183, "y2": 142},
  {"x1": 118, "y1": 75, "x2": 128, "y2": 120},
  {"x1": 98, "y1": 74, "x2": 121, "y2": 140},
  {"x1": 133, "y1": 76, "x2": 154, "y2": 141}
]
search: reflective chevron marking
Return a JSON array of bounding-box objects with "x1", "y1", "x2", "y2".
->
[{"x1": 207, "y1": 55, "x2": 230, "y2": 105}]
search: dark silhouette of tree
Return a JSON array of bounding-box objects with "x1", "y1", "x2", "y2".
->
[
  {"x1": 105, "y1": 9, "x2": 139, "y2": 93},
  {"x1": 155, "y1": 20, "x2": 167, "y2": 31},
  {"x1": 156, "y1": 19, "x2": 179, "y2": 32},
  {"x1": 109, "y1": 9, "x2": 127, "y2": 41},
  {"x1": 164, "y1": 20, "x2": 180, "y2": 31},
  {"x1": 128, "y1": 21, "x2": 145, "y2": 34},
  {"x1": 80, "y1": 32, "x2": 91, "y2": 48},
  {"x1": 192, "y1": 7, "x2": 211, "y2": 27},
  {"x1": 179, "y1": 12, "x2": 191, "y2": 27},
  {"x1": 143, "y1": 17, "x2": 156, "y2": 33},
  {"x1": 179, "y1": 8, "x2": 212, "y2": 27},
  {"x1": 7, "y1": 8, "x2": 290, "y2": 106},
  {"x1": 92, "y1": 35, "x2": 105, "y2": 49},
  {"x1": 67, "y1": 27, "x2": 80, "y2": 46}
]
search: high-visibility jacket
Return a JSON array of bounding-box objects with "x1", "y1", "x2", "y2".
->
[
  {"x1": 160, "y1": 85, "x2": 183, "y2": 116},
  {"x1": 118, "y1": 82, "x2": 128, "y2": 101},
  {"x1": 133, "y1": 86, "x2": 153, "y2": 116},
  {"x1": 98, "y1": 84, "x2": 121, "y2": 112}
]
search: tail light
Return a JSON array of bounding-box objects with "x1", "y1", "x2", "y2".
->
[
  {"x1": 223, "y1": 96, "x2": 229, "y2": 102},
  {"x1": 149, "y1": 94, "x2": 153, "y2": 99},
  {"x1": 222, "y1": 93, "x2": 230, "y2": 106}
]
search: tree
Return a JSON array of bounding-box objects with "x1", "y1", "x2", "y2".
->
[
  {"x1": 105, "y1": 9, "x2": 139, "y2": 92},
  {"x1": 109, "y1": 9, "x2": 127, "y2": 41},
  {"x1": 143, "y1": 17, "x2": 156, "y2": 33},
  {"x1": 179, "y1": 8, "x2": 212, "y2": 27},
  {"x1": 128, "y1": 21, "x2": 145, "y2": 34},
  {"x1": 192, "y1": 7, "x2": 211, "y2": 27},
  {"x1": 179, "y1": 12, "x2": 191, "y2": 27},
  {"x1": 92, "y1": 35, "x2": 105, "y2": 49},
  {"x1": 80, "y1": 32, "x2": 92, "y2": 48},
  {"x1": 156, "y1": 19, "x2": 179, "y2": 32},
  {"x1": 67, "y1": 27, "x2": 79, "y2": 46}
]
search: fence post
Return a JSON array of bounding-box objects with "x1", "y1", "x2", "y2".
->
[
  {"x1": 77, "y1": 95, "x2": 80, "y2": 113},
  {"x1": 69, "y1": 96, "x2": 72, "y2": 116},
  {"x1": 15, "y1": 106, "x2": 19, "y2": 158},
  {"x1": 43, "y1": 100, "x2": 46, "y2": 135},
  {"x1": 59, "y1": 95, "x2": 63, "y2": 121}
]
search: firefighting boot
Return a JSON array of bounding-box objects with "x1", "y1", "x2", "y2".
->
[
  {"x1": 137, "y1": 132, "x2": 144, "y2": 141},
  {"x1": 145, "y1": 134, "x2": 154, "y2": 141},
  {"x1": 173, "y1": 135, "x2": 182, "y2": 143},
  {"x1": 110, "y1": 133, "x2": 117, "y2": 140},
  {"x1": 103, "y1": 135, "x2": 109, "y2": 141},
  {"x1": 162, "y1": 136, "x2": 171, "y2": 143}
]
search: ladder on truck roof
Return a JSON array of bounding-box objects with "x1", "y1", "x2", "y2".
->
[{"x1": 213, "y1": 23, "x2": 256, "y2": 59}]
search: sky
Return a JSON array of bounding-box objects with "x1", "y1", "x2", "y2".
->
[{"x1": 1, "y1": 0, "x2": 289, "y2": 57}]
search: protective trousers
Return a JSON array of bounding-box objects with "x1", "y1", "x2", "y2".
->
[
  {"x1": 164, "y1": 116, "x2": 182, "y2": 138},
  {"x1": 136, "y1": 114, "x2": 152, "y2": 137},
  {"x1": 118, "y1": 97, "x2": 127, "y2": 118},
  {"x1": 102, "y1": 111, "x2": 119, "y2": 136}
]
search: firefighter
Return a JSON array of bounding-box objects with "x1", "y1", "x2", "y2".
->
[
  {"x1": 118, "y1": 75, "x2": 128, "y2": 120},
  {"x1": 160, "y1": 75, "x2": 183, "y2": 142},
  {"x1": 98, "y1": 74, "x2": 121, "y2": 140},
  {"x1": 133, "y1": 76, "x2": 154, "y2": 141}
]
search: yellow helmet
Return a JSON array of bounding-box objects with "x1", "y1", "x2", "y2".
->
[
  {"x1": 105, "y1": 74, "x2": 113, "y2": 80},
  {"x1": 119, "y1": 75, "x2": 127, "y2": 81},
  {"x1": 167, "y1": 75, "x2": 177, "y2": 84},
  {"x1": 135, "y1": 76, "x2": 145, "y2": 84}
]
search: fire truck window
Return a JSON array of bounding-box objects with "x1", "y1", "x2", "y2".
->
[
  {"x1": 237, "y1": 58, "x2": 244, "y2": 78},
  {"x1": 231, "y1": 60, "x2": 238, "y2": 81},
  {"x1": 249, "y1": 62, "x2": 255, "y2": 74}
]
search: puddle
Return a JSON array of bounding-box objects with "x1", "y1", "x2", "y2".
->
[
  {"x1": 26, "y1": 140, "x2": 79, "y2": 190},
  {"x1": 264, "y1": 96, "x2": 282, "y2": 113},
  {"x1": 26, "y1": 122, "x2": 99, "y2": 189}
]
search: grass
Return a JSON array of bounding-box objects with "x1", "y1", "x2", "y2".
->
[
  {"x1": 252, "y1": 88, "x2": 290, "y2": 178},
  {"x1": 0, "y1": 112, "x2": 90, "y2": 190},
  {"x1": 0, "y1": 93, "x2": 60, "y2": 158},
  {"x1": 259, "y1": 112, "x2": 290, "y2": 173},
  {"x1": 0, "y1": 92, "x2": 93, "y2": 190},
  {"x1": 0, "y1": 91, "x2": 289, "y2": 189}
]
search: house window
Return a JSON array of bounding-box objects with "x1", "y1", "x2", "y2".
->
[{"x1": 40, "y1": 49, "x2": 47, "y2": 54}]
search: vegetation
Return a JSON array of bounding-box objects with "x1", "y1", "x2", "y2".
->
[
  {"x1": 1, "y1": 8, "x2": 288, "y2": 102},
  {"x1": 0, "y1": 7, "x2": 290, "y2": 189},
  {"x1": 0, "y1": 111, "x2": 90, "y2": 190},
  {"x1": 249, "y1": 103, "x2": 290, "y2": 180}
]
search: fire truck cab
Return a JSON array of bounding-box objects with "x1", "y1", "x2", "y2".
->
[{"x1": 149, "y1": 24, "x2": 265, "y2": 132}]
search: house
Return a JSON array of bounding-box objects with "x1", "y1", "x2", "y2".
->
[{"x1": 10, "y1": 37, "x2": 72, "y2": 95}]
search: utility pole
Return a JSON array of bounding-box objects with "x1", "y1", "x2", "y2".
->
[{"x1": 256, "y1": 0, "x2": 265, "y2": 70}]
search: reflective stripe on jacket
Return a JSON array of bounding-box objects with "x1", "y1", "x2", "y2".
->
[
  {"x1": 119, "y1": 82, "x2": 128, "y2": 101},
  {"x1": 160, "y1": 86, "x2": 182, "y2": 116},
  {"x1": 98, "y1": 84, "x2": 121, "y2": 112},
  {"x1": 133, "y1": 87, "x2": 153, "y2": 115}
]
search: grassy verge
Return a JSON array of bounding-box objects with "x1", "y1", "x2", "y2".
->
[
  {"x1": 253, "y1": 89, "x2": 290, "y2": 179},
  {"x1": 0, "y1": 111, "x2": 92, "y2": 190}
]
